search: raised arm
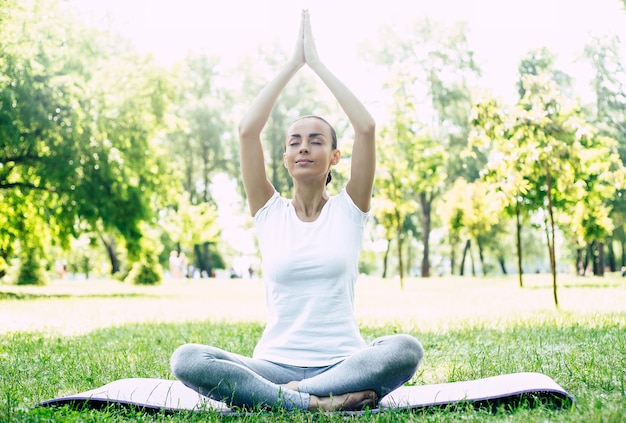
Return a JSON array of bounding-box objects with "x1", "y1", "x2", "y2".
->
[
  {"x1": 238, "y1": 13, "x2": 305, "y2": 217},
  {"x1": 302, "y1": 10, "x2": 376, "y2": 212}
]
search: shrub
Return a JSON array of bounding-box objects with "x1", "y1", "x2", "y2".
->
[
  {"x1": 124, "y1": 257, "x2": 162, "y2": 285},
  {"x1": 17, "y1": 250, "x2": 48, "y2": 285}
]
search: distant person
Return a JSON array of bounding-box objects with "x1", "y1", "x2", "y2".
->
[
  {"x1": 169, "y1": 251, "x2": 181, "y2": 279},
  {"x1": 179, "y1": 252, "x2": 188, "y2": 278},
  {"x1": 55, "y1": 259, "x2": 67, "y2": 280},
  {"x1": 170, "y1": 10, "x2": 423, "y2": 411}
]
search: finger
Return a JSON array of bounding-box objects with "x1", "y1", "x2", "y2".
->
[
  {"x1": 305, "y1": 9, "x2": 311, "y2": 30},
  {"x1": 303, "y1": 9, "x2": 313, "y2": 39},
  {"x1": 298, "y1": 10, "x2": 305, "y2": 39}
]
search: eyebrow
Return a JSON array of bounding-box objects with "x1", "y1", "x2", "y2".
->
[{"x1": 288, "y1": 133, "x2": 326, "y2": 139}]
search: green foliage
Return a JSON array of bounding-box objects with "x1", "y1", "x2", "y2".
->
[
  {"x1": 124, "y1": 256, "x2": 162, "y2": 286},
  {"x1": 0, "y1": 0, "x2": 177, "y2": 277},
  {"x1": 365, "y1": 16, "x2": 479, "y2": 280},
  {"x1": 441, "y1": 178, "x2": 505, "y2": 275},
  {"x1": 2, "y1": 0, "x2": 626, "y2": 288},
  {"x1": 165, "y1": 54, "x2": 233, "y2": 204},
  {"x1": 16, "y1": 248, "x2": 47, "y2": 286},
  {"x1": 364, "y1": 16, "x2": 482, "y2": 181},
  {"x1": 469, "y1": 62, "x2": 626, "y2": 303}
]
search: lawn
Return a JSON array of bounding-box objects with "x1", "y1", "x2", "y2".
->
[{"x1": 1, "y1": 274, "x2": 625, "y2": 422}]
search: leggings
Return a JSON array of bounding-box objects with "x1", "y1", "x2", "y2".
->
[{"x1": 170, "y1": 334, "x2": 423, "y2": 410}]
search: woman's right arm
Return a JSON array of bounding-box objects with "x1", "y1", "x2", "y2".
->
[{"x1": 238, "y1": 13, "x2": 305, "y2": 217}]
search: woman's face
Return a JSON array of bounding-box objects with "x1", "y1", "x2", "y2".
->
[{"x1": 284, "y1": 117, "x2": 340, "y2": 183}]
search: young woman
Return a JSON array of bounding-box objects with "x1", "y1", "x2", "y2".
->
[{"x1": 170, "y1": 10, "x2": 423, "y2": 411}]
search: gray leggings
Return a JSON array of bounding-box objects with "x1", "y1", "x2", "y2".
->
[{"x1": 170, "y1": 334, "x2": 423, "y2": 410}]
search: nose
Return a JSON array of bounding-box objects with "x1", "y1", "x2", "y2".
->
[{"x1": 299, "y1": 143, "x2": 309, "y2": 153}]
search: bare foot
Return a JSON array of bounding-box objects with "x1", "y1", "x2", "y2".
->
[
  {"x1": 309, "y1": 390, "x2": 378, "y2": 411},
  {"x1": 280, "y1": 381, "x2": 300, "y2": 392}
]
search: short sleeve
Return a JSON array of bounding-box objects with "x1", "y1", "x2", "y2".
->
[
  {"x1": 338, "y1": 189, "x2": 370, "y2": 228},
  {"x1": 253, "y1": 191, "x2": 280, "y2": 220}
]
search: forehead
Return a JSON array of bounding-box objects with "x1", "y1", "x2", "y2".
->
[{"x1": 287, "y1": 118, "x2": 331, "y2": 136}]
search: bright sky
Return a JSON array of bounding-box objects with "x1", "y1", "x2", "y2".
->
[{"x1": 72, "y1": 0, "x2": 626, "y2": 104}]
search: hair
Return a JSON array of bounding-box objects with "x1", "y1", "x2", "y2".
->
[{"x1": 290, "y1": 115, "x2": 337, "y2": 185}]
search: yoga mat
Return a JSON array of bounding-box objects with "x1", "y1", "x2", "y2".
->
[{"x1": 38, "y1": 372, "x2": 573, "y2": 414}]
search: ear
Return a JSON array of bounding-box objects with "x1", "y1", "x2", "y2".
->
[
  {"x1": 283, "y1": 152, "x2": 287, "y2": 168},
  {"x1": 331, "y1": 149, "x2": 341, "y2": 166}
]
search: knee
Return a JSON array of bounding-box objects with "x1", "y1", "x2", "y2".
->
[
  {"x1": 394, "y1": 334, "x2": 424, "y2": 372},
  {"x1": 170, "y1": 343, "x2": 202, "y2": 381}
]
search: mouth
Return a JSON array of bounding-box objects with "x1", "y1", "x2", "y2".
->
[{"x1": 295, "y1": 159, "x2": 313, "y2": 164}]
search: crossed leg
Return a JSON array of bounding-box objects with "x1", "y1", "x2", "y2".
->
[
  {"x1": 170, "y1": 334, "x2": 423, "y2": 412},
  {"x1": 289, "y1": 334, "x2": 423, "y2": 410}
]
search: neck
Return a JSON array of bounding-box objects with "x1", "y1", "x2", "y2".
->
[{"x1": 291, "y1": 182, "x2": 328, "y2": 220}]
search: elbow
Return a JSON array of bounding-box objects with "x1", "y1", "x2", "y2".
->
[
  {"x1": 237, "y1": 120, "x2": 251, "y2": 138},
  {"x1": 238, "y1": 120, "x2": 258, "y2": 141},
  {"x1": 356, "y1": 119, "x2": 376, "y2": 138}
]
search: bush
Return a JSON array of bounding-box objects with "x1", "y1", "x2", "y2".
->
[
  {"x1": 124, "y1": 257, "x2": 162, "y2": 285},
  {"x1": 17, "y1": 250, "x2": 48, "y2": 286}
]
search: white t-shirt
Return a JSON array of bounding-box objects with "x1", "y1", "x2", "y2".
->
[{"x1": 252, "y1": 189, "x2": 369, "y2": 366}]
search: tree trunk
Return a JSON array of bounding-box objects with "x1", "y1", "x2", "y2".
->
[
  {"x1": 515, "y1": 201, "x2": 524, "y2": 287},
  {"x1": 575, "y1": 247, "x2": 584, "y2": 275},
  {"x1": 593, "y1": 241, "x2": 605, "y2": 276},
  {"x1": 545, "y1": 167, "x2": 559, "y2": 307},
  {"x1": 406, "y1": 238, "x2": 412, "y2": 277},
  {"x1": 476, "y1": 237, "x2": 486, "y2": 276},
  {"x1": 202, "y1": 242, "x2": 213, "y2": 277},
  {"x1": 606, "y1": 237, "x2": 615, "y2": 272},
  {"x1": 395, "y1": 210, "x2": 405, "y2": 289},
  {"x1": 450, "y1": 239, "x2": 457, "y2": 277},
  {"x1": 460, "y1": 239, "x2": 471, "y2": 276},
  {"x1": 470, "y1": 243, "x2": 476, "y2": 277},
  {"x1": 382, "y1": 239, "x2": 391, "y2": 278},
  {"x1": 101, "y1": 235, "x2": 120, "y2": 275},
  {"x1": 591, "y1": 241, "x2": 599, "y2": 275},
  {"x1": 419, "y1": 192, "x2": 431, "y2": 277},
  {"x1": 193, "y1": 242, "x2": 213, "y2": 278},
  {"x1": 498, "y1": 256, "x2": 507, "y2": 274}
]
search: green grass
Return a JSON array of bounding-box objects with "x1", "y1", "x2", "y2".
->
[{"x1": 1, "y1": 275, "x2": 625, "y2": 422}]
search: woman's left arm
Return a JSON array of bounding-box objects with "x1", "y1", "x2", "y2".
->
[{"x1": 302, "y1": 10, "x2": 376, "y2": 212}]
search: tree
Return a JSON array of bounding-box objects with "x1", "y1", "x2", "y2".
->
[
  {"x1": 364, "y1": 17, "x2": 479, "y2": 278},
  {"x1": 0, "y1": 0, "x2": 174, "y2": 280},
  {"x1": 161, "y1": 197, "x2": 222, "y2": 278},
  {"x1": 374, "y1": 135, "x2": 416, "y2": 286},
  {"x1": 470, "y1": 73, "x2": 625, "y2": 306},
  {"x1": 441, "y1": 178, "x2": 503, "y2": 276},
  {"x1": 377, "y1": 88, "x2": 447, "y2": 279},
  {"x1": 517, "y1": 47, "x2": 573, "y2": 100},
  {"x1": 584, "y1": 34, "x2": 626, "y2": 271},
  {"x1": 167, "y1": 54, "x2": 235, "y2": 204},
  {"x1": 160, "y1": 54, "x2": 238, "y2": 274}
]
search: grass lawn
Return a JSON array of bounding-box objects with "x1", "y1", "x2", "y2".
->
[{"x1": 1, "y1": 273, "x2": 625, "y2": 422}]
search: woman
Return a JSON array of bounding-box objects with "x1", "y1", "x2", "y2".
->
[{"x1": 170, "y1": 10, "x2": 423, "y2": 411}]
